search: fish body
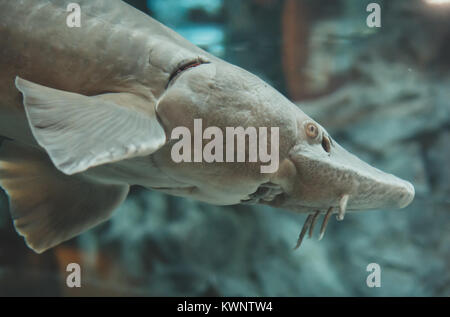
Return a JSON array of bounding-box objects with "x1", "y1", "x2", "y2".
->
[{"x1": 0, "y1": 0, "x2": 414, "y2": 253}]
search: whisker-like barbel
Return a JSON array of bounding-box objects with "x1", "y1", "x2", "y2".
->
[
  {"x1": 294, "y1": 214, "x2": 314, "y2": 250},
  {"x1": 319, "y1": 207, "x2": 334, "y2": 241},
  {"x1": 337, "y1": 194, "x2": 349, "y2": 221},
  {"x1": 308, "y1": 210, "x2": 321, "y2": 239}
]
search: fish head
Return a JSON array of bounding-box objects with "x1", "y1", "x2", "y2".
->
[
  {"x1": 157, "y1": 56, "x2": 414, "y2": 213},
  {"x1": 267, "y1": 114, "x2": 415, "y2": 215}
]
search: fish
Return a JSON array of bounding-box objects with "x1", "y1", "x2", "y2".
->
[{"x1": 0, "y1": 0, "x2": 415, "y2": 253}]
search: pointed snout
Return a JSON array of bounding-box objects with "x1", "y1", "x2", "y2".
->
[
  {"x1": 331, "y1": 141, "x2": 415, "y2": 210},
  {"x1": 360, "y1": 168, "x2": 415, "y2": 210},
  {"x1": 286, "y1": 139, "x2": 415, "y2": 212},
  {"x1": 394, "y1": 179, "x2": 415, "y2": 209}
]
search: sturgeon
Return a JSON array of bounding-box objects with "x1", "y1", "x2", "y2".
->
[{"x1": 0, "y1": 0, "x2": 415, "y2": 253}]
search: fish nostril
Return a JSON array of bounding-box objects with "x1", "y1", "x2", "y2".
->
[{"x1": 321, "y1": 135, "x2": 331, "y2": 153}]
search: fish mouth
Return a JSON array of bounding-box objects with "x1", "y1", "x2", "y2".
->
[
  {"x1": 240, "y1": 183, "x2": 358, "y2": 250},
  {"x1": 240, "y1": 182, "x2": 284, "y2": 205},
  {"x1": 241, "y1": 177, "x2": 413, "y2": 250},
  {"x1": 241, "y1": 182, "x2": 351, "y2": 212}
]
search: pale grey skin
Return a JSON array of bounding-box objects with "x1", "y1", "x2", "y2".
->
[{"x1": 0, "y1": 0, "x2": 414, "y2": 253}]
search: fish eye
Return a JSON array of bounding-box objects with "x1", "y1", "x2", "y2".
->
[
  {"x1": 305, "y1": 122, "x2": 319, "y2": 139},
  {"x1": 321, "y1": 135, "x2": 331, "y2": 153}
]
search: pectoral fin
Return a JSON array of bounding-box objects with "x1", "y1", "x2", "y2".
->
[
  {"x1": 0, "y1": 141, "x2": 129, "y2": 253},
  {"x1": 15, "y1": 76, "x2": 166, "y2": 175}
]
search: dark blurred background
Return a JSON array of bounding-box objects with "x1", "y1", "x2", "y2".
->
[{"x1": 0, "y1": 0, "x2": 449, "y2": 296}]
